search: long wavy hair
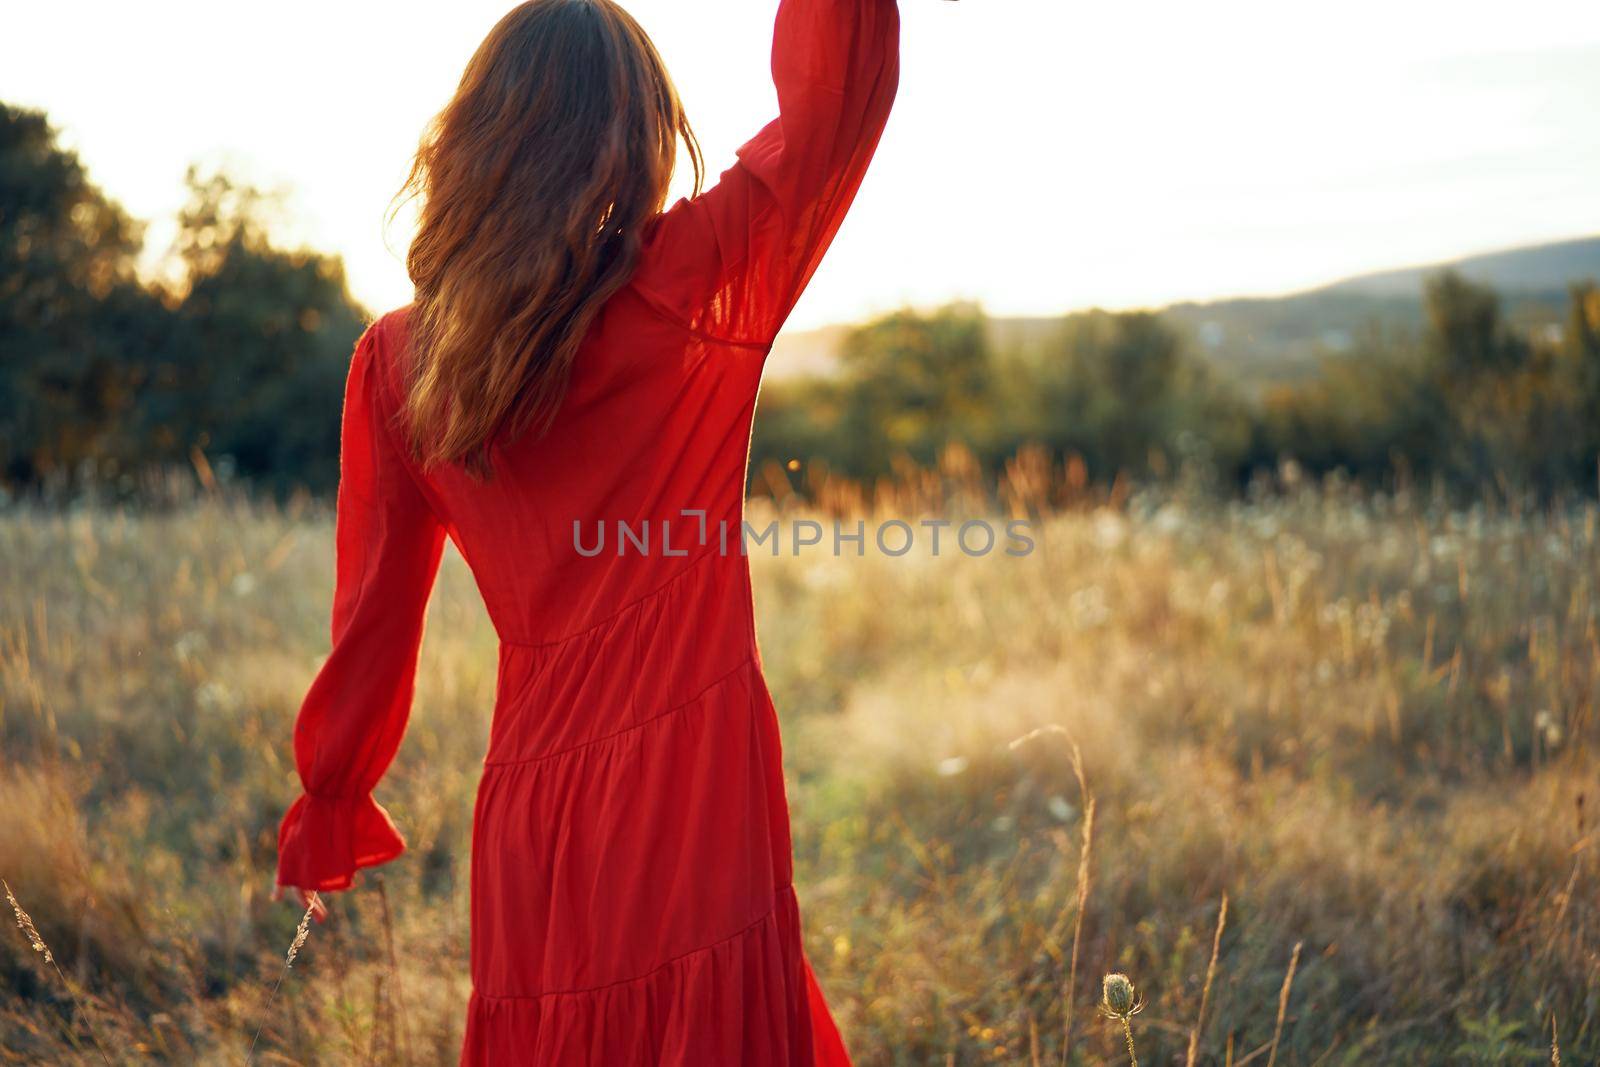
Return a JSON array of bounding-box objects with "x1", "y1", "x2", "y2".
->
[{"x1": 393, "y1": 0, "x2": 702, "y2": 478}]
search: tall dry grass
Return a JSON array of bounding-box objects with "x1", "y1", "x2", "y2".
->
[{"x1": 2, "y1": 454, "x2": 1597, "y2": 1063}]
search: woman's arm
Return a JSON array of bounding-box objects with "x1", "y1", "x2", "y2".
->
[
  {"x1": 275, "y1": 323, "x2": 447, "y2": 894},
  {"x1": 631, "y1": 0, "x2": 902, "y2": 348}
]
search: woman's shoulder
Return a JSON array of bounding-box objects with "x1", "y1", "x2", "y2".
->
[
  {"x1": 356, "y1": 304, "x2": 417, "y2": 411},
  {"x1": 369, "y1": 304, "x2": 416, "y2": 350},
  {"x1": 628, "y1": 197, "x2": 723, "y2": 315}
]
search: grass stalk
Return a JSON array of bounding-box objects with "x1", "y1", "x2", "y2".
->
[
  {"x1": 1186, "y1": 892, "x2": 1228, "y2": 1067},
  {"x1": 375, "y1": 875, "x2": 414, "y2": 1067},
  {"x1": 245, "y1": 892, "x2": 319, "y2": 1066},
  {"x1": 1265, "y1": 941, "x2": 1303, "y2": 1067},
  {"x1": 4, "y1": 879, "x2": 112, "y2": 1067}
]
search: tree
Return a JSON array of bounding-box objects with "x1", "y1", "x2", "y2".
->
[
  {"x1": 1027, "y1": 309, "x2": 1245, "y2": 481},
  {"x1": 0, "y1": 102, "x2": 165, "y2": 488},
  {"x1": 755, "y1": 304, "x2": 996, "y2": 481},
  {"x1": 1, "y1": 107, "x2": 367, "y2": 496},
  {"x1": 1423, "y1": 272, "x2": 1523, "y2": 378},
  {"x1": 1421, "y1": 271, "x2": 1559, "y2": 490},
  {"x1": 135, "y1": 169, "x2": 367, "y2": 493},
  {"x1": 1564, "y1": 282, "x2": 1600, "y2": 475}
]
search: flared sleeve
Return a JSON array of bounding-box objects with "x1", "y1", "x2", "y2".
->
[
  {"x1": 275, "y1": 323, "x2": 448, "y2": 893},
  {"x1": 630, "y1": 0, "x2": 901, "y2": 349}
]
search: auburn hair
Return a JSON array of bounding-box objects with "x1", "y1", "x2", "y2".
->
[{"x1": 393, "y1": 0, "x2": 702, "y2": 478}]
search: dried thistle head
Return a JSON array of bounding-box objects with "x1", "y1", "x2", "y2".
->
[
  {"x1": 1101, "y1": 972, "x2": 1143, "y2": 1019},
  {"x1": 4, "y1": 879, "x2": 54, "y2": 965}
]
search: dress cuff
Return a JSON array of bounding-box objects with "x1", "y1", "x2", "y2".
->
[{"x1": 275, "y1": 792, "x2": 406, "y2": 892}]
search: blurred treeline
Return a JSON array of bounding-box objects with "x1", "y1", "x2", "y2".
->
[
  {"x1": 751, "y1": 278, "x2": 1600, "y2": 499},
  {"x1": 1, "y1": 102, "x2": 365, "y2": 496},
  {"x1": 5, "y1": 100, "x2": 1600, "y2": 501}
]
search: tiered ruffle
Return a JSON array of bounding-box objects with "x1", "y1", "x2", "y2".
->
[{"x1": 462, "y1": 886, "x2": 845, "y2": 1065}]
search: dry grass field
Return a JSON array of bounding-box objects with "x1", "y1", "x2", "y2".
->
[{"x1": 2, "y1": 464, "x2": 1597, "y2": 1064}]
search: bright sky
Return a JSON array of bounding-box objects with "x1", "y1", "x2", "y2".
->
[{"x1": 4, "y1": 1, "x2": 1599, "y2": 330}]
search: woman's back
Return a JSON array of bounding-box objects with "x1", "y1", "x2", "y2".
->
[{"x1": 276, "y1": 1, "x2": 901, "y2": 1062}]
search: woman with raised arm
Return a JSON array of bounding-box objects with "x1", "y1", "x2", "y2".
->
[{"x1": 272, "y1": 0, "x2": 902, "y2": 1062}]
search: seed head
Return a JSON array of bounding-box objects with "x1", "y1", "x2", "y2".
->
[
  {"x1": 284, "y1": 894, "x2": 319, "y2": 969},
  {"x1": 4, "y1": 880, "x2": 53, "y2": 964},
  {"x1": 1101, "y1": 972, "x2": 1143, "y2": 1019}
]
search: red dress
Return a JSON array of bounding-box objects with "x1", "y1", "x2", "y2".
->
[{"x1": 273, "y1": 1, "x2": 899, "y2": 1062}]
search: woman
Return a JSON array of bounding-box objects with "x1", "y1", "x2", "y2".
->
[{"x1": 272, "y1": 0, "x2": 901, "y2": 1062}]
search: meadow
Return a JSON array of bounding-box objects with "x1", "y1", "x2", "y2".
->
[{"x1": 2, "y1": 457, "x2": 1596, "y2": 1064}]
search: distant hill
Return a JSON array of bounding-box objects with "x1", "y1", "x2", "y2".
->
[
  {"x1": 1164, "y1": 236, "x2": 1598, "y2": 385},
  {"x1": 768, "y1": 235, "x2": 1600, "y2": 387},
  {"x1": 1321, "y1": 235, "x2": 1600, "y2": 298}
]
